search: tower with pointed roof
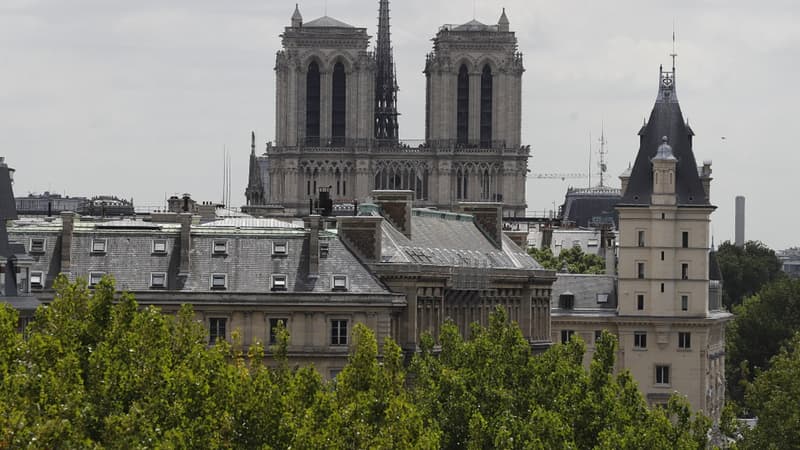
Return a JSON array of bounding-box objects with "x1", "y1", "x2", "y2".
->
[{"x1": 613, "y1": 61, "x2": 731, "y2": 417}]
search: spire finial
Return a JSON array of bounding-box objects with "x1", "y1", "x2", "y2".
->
[
  {"x1": 251, "y1": 131, "x2": 256, "y2": 154},
  {"x1": 671, "y1": 20, "x2": 677, "y2": 72},
  {"x1": 374, "y1": 0, "x2": 400, "y2": 141}
]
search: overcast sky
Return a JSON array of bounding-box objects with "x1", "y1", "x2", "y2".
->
[{"x1": 1, "y1": 0, "x2": 798, "y2": 249}]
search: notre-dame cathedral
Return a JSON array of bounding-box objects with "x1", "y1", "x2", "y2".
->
[{"x1": 245, "y1": 1, "x2": 529, "y2": 216}]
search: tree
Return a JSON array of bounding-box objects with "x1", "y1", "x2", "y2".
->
[
  {"x1": 716, "y1": 240, "x2": 784, "y2": 309},
  {"x1": 740, "y1": 331, "x2": 800, "y2": 449},
  {"x1": 726, "y1": 277, "x2": 800, "y2": 405},
  {"x1": 529, "y1": 246, "x2": 605, "y2": 274}
]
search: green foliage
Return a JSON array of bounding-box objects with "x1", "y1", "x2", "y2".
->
[
  {"x1": 529, "y1": 246, "x2": 605, "y2": 274},
  {"x1": 726, "y1": 277, "x2": 800, "y2": 405},
  {"x1": 740, "y1": 331, "x2": 800, "y2": 449},
  {"x1": 716, "y1": 240, "x2": 784, "y2": 309},
  {"x1": 0, "y1": 277, "x2": 709, "y2": 448}
]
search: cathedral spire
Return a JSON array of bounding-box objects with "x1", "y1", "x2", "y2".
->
[{"x1": 374, "y1": 0, "x2": 399, "y2": 141}]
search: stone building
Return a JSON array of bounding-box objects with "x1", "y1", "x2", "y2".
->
[
  {"x1": 10, "y1": 192, "x2": 555, "y2": 374},
  {"x1": 549, "y1": 62, "x2": 731, "y2": 420},
  {"x1": 246, "y1": 2, "x2": 530, "y2": 216}
]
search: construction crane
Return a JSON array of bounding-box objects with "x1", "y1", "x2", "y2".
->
[{"x1": 528, "y1": 172, "x2": 587, "y2": 181}]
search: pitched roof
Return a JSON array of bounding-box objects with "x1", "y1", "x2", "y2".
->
[
  {"x1": 304, "y1": 16, "x2": 354, "y2": 28},
  {"x1": 561, "y1": 187, "x2": 621, "y2": 228},
  {"x1": 619, "y1": 66, "x2": 709, "y2": 206},
  {"x1": 379, "y1": 208, "x2": 541, "y2": 270}
]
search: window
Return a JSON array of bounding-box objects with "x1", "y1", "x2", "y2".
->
[
  {"x1": 634, "y1": 331, "x2": 647, "y2": 349},
  {"x1": 211, "y1": 273, "x2": 227, "y2": 289},
  {"x1": 331, "y1": 319, "x2": 348, "y2": 346},
  {"x1": 637, "y1": 230, "x2": 645, "y2": 247},
  {"x1": 152, "y1": 239, "x2": 167, "y2": 254},
  {"x1": 559, "y1": 293, "x2": 575, "y2": 309},
  {"x1": 269, "y1": 318, "x2": 288, "y2": 344},
  {"x1": 30, "y1": 271, "x2": 43, "y2": 289},
  {"x1": 209, "y1": 318, "x2": 227, "y2": 344},
  {"x1": 661, "y1": 213, "x2": 665, "y2": 220},
  {"x1": 637, "y1": 262, "x2": 645, "y2": 279},
  {"x1": 682, "y1": 231, "x2": 689, "y2": 248},
  {"x1": 560, "y1": 329, "x2": 575, "y2": 344},
  {"x1": 594, "y1": 330, "x2": 603, "y2": 343},
  {"x1": 678, "y1": 332, "x2": 691, "y2": 349},
  {"x1": 213, "y1": 240, "x2": 227, "y2": 255},
  {"x1": 331, "y1": 62, "x2": 346, "y2": 144},
  {"x1": 596, "y1": 293, "x2": 609, "y2": 303},
  {"x1": 660, "y1": 251, "x2": 665, "y2": 261},
  {"x1": 587, "y1": 239, "x2": 599, "y2": 247},
  {"x1": 306, "y1": 61, "x2": 321, "y2": 142},
  {"x1": 29, "y1": 238, "x2": 45, "y2": 253},
  {"x1": 272, "y1": 241, "x2": 288, "y2": 256},
  {"x1": 655, "y1": 365, "x2": 670, "y2": 385},
  {"x1": 681, "y1": 263, "x2": 689, "y2": 280},
  {"x1": 660, "y1": 283, "x2": 665, "y2": 293},
  {"x1": 271, "y1": 274, "x2": 287, "y2": 291},
  {"x1": 150, "y1": 272, "x2": 167, "y2": 288},
  {"x1": 637, "y1": 294, "x2": 645, "y2": 310},
  {"x1": 89, "y1": 271, "x2": 105, "y2": 287},
  {"x1": 681, "y1": 295, "x2": 689, "y2": 311},
  {"x1": 319, "y1": 241, "x2": 329, "y2": 258},
  {"x1": 456, "y1": 64, "x2": 469, "y2": 145},
  {"x1": 332, "y1": 275, "x2": 348, "y2": 292},
  {"x1": 479, "y1": 64, "x2": 493, "y2": 147},
  {"x1": 91, "y1": 239, "x2": 107, "y2": 253}
]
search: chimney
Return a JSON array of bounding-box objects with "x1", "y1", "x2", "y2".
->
[
  {"x1": 60, "y1": 211, "x2": 76, "y2": 274},
  {"x1": 735, "y1": 196, "x2": 745, "y2": 247},
  {"x1": 371, "y1": 190, "x2": 413, "y2": 238},
  {"x1": 700, "y1": 160, "x2": 713, "y2": 202},
  {"x1": 337, "y1": 216, "x2": 383, "y2": 263},
  {"x1": 178, "y1": 213, "x2": 192, "y2": 276},
  {"x1": 304, "y1": 215, "x2": 321, "y2": 277},
  {"x1": 457, "y1": 202, "x2": 504, "y2": 249}
]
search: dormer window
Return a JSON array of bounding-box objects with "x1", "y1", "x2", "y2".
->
[
  {"x1": 332, "y1": 275, "x2": 348, "y2": 292},
  {"x1": 272, "y1": 241, "x2": 288, "y2": 256},
  {"x1": 558, "y1": 293, "x2": 575, "y2": 309},
  {"x1": 271, "y1": 274, "x2": 287, "y2": 291},
  {"x1": 91, "y1": 239, "x2": 107, "y2": 254},
  {"x1": 211, "y1": 273, "x2": 227, "y2": 289},
  {"x1": 150, "y1": 272, "x2": 167, "y2": 288},
  {"x1": 30, "y1": 271, "x2": 43, "y2": 289},
  {"x1": 152, "y1": 239, "x2": 167, "y2": 254},
  {"x1": 89, "y1": 272, "x2": 105, "y2": 287},
  {"x1": 213, "y1": 240, "x2": 227, "y2": 255},
  {"x1": 320, "y1": 241, "x2": 330, "y2": 258},
  {"x1": 29, "y1": 238, "x2": 46, "y2": 253}
]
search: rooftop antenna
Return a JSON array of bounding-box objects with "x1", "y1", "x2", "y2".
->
[
  {"x1": 670, "y1": 20, "x2": 677, "y2": 72},
  {"x1": 597, "y1": 122, "x2": 608, "y2": 187},
  {"x1": 588, "y1": 131, "x2": 592, "y2": 188}
]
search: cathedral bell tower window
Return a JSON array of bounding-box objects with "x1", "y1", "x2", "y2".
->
[
  {"x1": 306, "y1": 62, "x2": 321, "y2": 145},
  {"x1": 457, "y1": 65, "x2": 469, "y2": 145},
  {"x1": 331, "y1": 62, "x2": 347, "y2": 145},
  {"x1": 480, "y1": 65, "x2": 493, "y2": 147}
]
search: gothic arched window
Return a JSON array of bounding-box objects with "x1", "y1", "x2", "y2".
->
[
  {"x1": 457, "y1": 65, "x2": 469, "y2": 146},
  {"x1": 306, "y1": 62, "x2": 321, "y2": 145},
  {"x1": 480, "y1": 65, "x2": 493, "y2": 147},
  {"x1": 331, "y1": 62, "x2": 347, "y2": 145}
]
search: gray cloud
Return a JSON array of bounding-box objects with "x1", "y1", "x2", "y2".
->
[{"x1": 0, "y1": 0, "x2": 797, "y2": 248}]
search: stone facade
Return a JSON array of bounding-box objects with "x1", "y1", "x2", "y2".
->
[
  {"x1": 247, "y1": 4, "x2": 530, "y2": 217},
  {"x1": 550, "y1": 64, "x2": 732, "y2": 420}
]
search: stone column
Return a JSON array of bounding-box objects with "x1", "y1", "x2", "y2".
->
[{"x1": 469, "y1": 72, "x2": 481, "y2": 143}]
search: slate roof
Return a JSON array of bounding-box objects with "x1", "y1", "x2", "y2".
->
[
  {"x1": 561, "y1": 187, "x2": 621, "y2": 228},
  {"x1": 379, "y1": 208, "x2": 542, "y2": 270},
  {"x1": 620, "y1": 67, "x2": 709, "y2": 206},
  {"x1": 304, "y1": 16, "x2": 354, "y2": 28},
  {"x1": 550, "y1": 273, "x2": 617, "y2": 312},
  {"x1": 9, "y1": 218, "x2": 392, "y2": 295}
]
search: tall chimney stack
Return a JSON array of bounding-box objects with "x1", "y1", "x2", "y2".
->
[{"x1": 735, "y1": 196, "x2": 745, "y2": 247}]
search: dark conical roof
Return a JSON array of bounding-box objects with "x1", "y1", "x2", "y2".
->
[{"x1": 619, "y1": 66, "x2": 708, "y2": 206}]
